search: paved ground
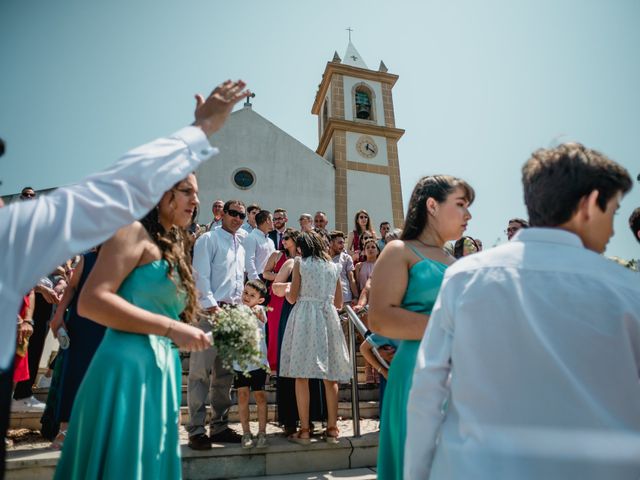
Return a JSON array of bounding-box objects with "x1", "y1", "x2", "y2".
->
[
  {"x1": 237, "y1": 467, "x2": 377, "y2": 479},
  {"x1": 7, "y1": 418, "x2": 380, "y2": 452}
]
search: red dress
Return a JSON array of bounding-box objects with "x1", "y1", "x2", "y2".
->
[
  {"x1": 267, "y1": 253, "x2": 289, "y2": 372},
  {"x1": 13, "y1": 294, "x2": 31, "y2": 383}
]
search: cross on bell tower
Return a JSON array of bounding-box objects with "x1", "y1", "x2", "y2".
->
[{"x1": 311, "y1": 38, "x2": 405, "y2": 233}]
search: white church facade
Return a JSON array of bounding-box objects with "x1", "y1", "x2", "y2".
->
[{"x1": 196, "y1": 41, "x2": 404, "y2": 233}]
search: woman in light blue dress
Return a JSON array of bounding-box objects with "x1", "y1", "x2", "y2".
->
[
  {"x1": 54, "y1": 173, "x2": 211, "y2": 480},
  {"x1": 369, "y1": 175, "x2": 475, "y2": 480}
]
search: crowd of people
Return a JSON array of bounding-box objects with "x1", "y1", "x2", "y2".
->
[{"x1": 2, "y1": 78, "x2": 640, "y2": 480}]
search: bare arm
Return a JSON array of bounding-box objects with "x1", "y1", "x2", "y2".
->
[
  {"x1": 333, "y1": 278, "x2": 343, "y2": 309},
  {"x1": 78, "y1": 223, "x2": 209, "y2": 351},
  {"x1": 262, "y1": 251, "x2": 282, "y2": 281},
  {"x1": 368, "y1": 241, "x2": 430, "y2": 340},
  {"x1": 50, "y1": 256, "x2": 84, "y2": 337},
  {"x1": 360, "y1": 341, "x2": 388, "y2": 380},
  {"x1": 272, "y1": 258, "x2": 294, "y2": 297},
  {"x1": 285, "y1": 259, "x2": 302, "y2": 304}
]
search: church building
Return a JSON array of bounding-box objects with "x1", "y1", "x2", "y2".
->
[{"x1": 195, "y1": 41, "x2": 404, "y2": 234}]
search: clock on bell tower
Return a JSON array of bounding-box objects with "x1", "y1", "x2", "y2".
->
[{"x1": 312, "y1": 40, "x2": 405, "y2": 234}]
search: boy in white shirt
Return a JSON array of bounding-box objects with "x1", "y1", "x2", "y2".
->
[{"x1": 234, "y1": 280, "x2": 270, "y2": 449}]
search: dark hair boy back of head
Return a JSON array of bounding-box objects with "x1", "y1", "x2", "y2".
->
[
  {"x1": 245, "y1": 279, "x2": 268, "y2": 299},
  {"x1": 255, "y1": 210, "x2": 271, "y2": 226},
  {"x1": 629, "y1": 207, "x2": 640, "y2": 244},
  {"x1": 522, "y1": 143, "x2": 632, "y2": 227}
]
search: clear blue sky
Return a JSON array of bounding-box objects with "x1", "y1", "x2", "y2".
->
[{"x1": 1, "y1": 0, "x2": 639, "y2": 259}]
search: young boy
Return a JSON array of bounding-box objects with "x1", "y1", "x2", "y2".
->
[{"x1": 234, "y1": 280, "x2": 269, "y2": 449}]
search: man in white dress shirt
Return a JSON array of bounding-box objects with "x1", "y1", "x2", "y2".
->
[
  {"x1": 244, "y1": 210, "x2": 275, "y2": 281},
  {"x1": 0, "y1": 80, "x2": 250, "y2": 475},
  {"x1": 406, "y1": 143, "x2": 638, "y2": 480},
  {"x1": 241, "y1": 203, "x2": 261, "y2": 234},
  {"x1": 188, "y1": 200, "x2": 247, "y2": 448}
]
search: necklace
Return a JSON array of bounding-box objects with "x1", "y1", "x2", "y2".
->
[{"x1": 415, "y1": 237, "x2": 444, "y2": 250}]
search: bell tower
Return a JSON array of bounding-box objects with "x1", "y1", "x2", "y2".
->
[{"x1": 312, "y1": 40, "x2": 405, "y2": 234}]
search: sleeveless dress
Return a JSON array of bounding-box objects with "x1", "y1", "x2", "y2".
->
[
  {"x1": 377, "y1": 248, "x2": 448, "y2": 480},
  {"x1": 267, "y1": 252, "x2": 288, "y2": 371},
  {"x1": 279, "y1": 257, "x2": 351, "y2": 382},
  {"x1": 54, "y1": 260, "x2": 185, "y2": 480},
  {"x1": 56, "y1": 251, "x2": 106, "y2": 422},
  {"x1": 276, "y1": 271, "x2": 327, "y2": 430}
]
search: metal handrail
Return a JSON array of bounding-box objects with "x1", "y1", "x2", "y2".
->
[{"x1": 344, "y1": 305, "x2": 389, "y2": 369}]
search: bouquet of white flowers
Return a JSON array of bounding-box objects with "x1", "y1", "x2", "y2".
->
[{"x1": 206, "y1": 305, "x2": 265, "y2": 374}]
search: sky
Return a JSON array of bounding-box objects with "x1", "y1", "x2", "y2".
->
[{"x1": 1, "y1": 0, "x2": 639, "y2": 259}]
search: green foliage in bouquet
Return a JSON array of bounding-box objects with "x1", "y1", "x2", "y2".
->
[{"x1": 209, "y1": 305, "x2": 266, "y2": 375}]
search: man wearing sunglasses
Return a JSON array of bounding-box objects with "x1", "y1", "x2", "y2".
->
[{"x1": 189, "y1": 200, "x2": 247, "y2": 448}]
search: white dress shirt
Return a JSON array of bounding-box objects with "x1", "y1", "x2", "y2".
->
[
  {"x1": 243, "y1": 228, "x2": 275, "y2": 280},
  {"x1": 0, "y1": 126, "x2": 217, "y2": 369},
  {"x1": 406, "y1": 228, "x2": 640, "y2": 480},
  {"x1": 332, "y1": 252, "x2": 355, "y2": 302},
  {"x1": 192, "y1": 227, "x2": 245, "y2": 308}
]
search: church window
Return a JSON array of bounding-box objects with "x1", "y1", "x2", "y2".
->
[
  {"x1": 354, "y1": 86, "x2": 374, "y2": 121},
  {"x1": 232, "y1": 168, "x2": 256, "y2": 190},
  {"x1": 322, "y1": 100, "x2": 329, "y2": 132}
]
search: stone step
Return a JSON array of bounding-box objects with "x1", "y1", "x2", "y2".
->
[
  {"x1": 9, "y1": 400, "x2": 381, "y2": 431},
  {"x1": 6, "y1": 423, "x2": 379, "y2": 479},
  {"x1": 31, "y1": 378, "x2": 382, "y2": 407}
]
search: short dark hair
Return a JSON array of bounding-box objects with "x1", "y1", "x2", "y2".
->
[
  {"x1": 629, "y1": 207, "x2": 640, "y2": 244},
  {"x1": 223, "y1": 200, "x2": 245, "y2": 212},
  {"x1": 329, "y1": 230, "x2": 345, "y2": 241},
  {"x1": 245, "y1": 279, "x2": 268, "y2": 299},
  {"x1": 523, "y1": 143, "x2": 632, "y2": 227},
  {"x1": 255, "y1": 209, "x2": 271, "y2": 226},
  {"x1": 21, "y1": 186, "x2": 34, "y2": 194},
  {"x1": 379, "y1": 221, "x2": 390, "y2": 229},
  {"x1": 274, "y1": 208, "x2": 287, "y2": 216},
  {"x1": 508, "y1": 218, "x2": 529, "y2": 228},
  {"x1": 247, "y1": 204, "x2": 261, "y2": 214}
]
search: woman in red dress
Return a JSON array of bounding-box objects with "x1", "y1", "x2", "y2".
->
[
  {"x1": 14, "y1": 291, "x2": 35, "y2": 384},
  {"x1": 262, "y1": 228, "x2": 300, "y2": 372}
]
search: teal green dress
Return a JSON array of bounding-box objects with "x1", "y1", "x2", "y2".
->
[
  {"x1": 55, "y1": 260, "x2": 185, "y2": 480},
  {"x1": 377, "y1": 249, "x2": 448, "y2": 480}
]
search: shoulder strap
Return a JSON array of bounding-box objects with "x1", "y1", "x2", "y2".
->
[{"x1": 407, "y1": 243, "x2": 427, "y2": 260}]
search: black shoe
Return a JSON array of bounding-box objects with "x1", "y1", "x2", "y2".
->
[
  {"x1": 209, "y1": 428, "x2": 242, "y2": 443},
  {"x1": 188, "y1": 433, "x2": 212, "y2": 450}
]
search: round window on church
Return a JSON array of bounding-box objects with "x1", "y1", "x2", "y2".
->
[{"x1": 232, "y1": 168, "x2": 256, "y2": 190}]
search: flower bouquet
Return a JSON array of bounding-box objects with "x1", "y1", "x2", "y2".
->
[{"x1": 205, "y1": 305, "x2": 265, "y2": 374}]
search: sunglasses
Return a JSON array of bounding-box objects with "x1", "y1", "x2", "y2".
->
[
  {"x1": 358, "y1": 215, "x2": 368, "y2": 220},
  {"x1": 283, "y1": 235, "x2": 291, "y2": 240},
  {"x1": 21, "y1": 193, "x2": 36, "y2": 198},
  {"x1": 226, "y1": 209, "x2": 246, "y2": 220}
]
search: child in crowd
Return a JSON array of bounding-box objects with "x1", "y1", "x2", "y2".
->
[{"x1": 234, "y1": 280, "x2": 270, "y2": 449}]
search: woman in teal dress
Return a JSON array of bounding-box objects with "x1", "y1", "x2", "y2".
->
[
  {"x1": 54, "y1": 173, "x2": 211, "y2": 480},
  {"x1": 369, "y1": 175, "x2": 475, "y2": 480}
]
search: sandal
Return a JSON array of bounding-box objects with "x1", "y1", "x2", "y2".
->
[
  {"x1": 287, "y1": 427, "x2": 311, "y2": 445},
  {"x1": 50, "y1": 430, "x2": 67, "y2": 450},
  {"x1": 325, "y1": 426, "x2": 339, "y2": 444}
]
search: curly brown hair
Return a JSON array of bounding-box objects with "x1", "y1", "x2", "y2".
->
[{"x1": 140, "y1": 198, "x2": 200, "y2": 323}]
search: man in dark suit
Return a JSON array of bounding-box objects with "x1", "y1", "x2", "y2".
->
[{"x1": 268, "y1": 208, "x2": 288, "y2": 250}]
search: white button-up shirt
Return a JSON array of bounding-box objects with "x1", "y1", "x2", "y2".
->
[
  {"x1": 193, "y1": 227, "x2": 245, "y2": 308},
  {"x1": 406, "y1": 228, "x2": 640, "y2": 480},
  {"x1": 243, "y1": 228, "x2": 275, "y2": 280},
  {"x1": 0, "y1": 126, "x2": 217, "y2": 369}
]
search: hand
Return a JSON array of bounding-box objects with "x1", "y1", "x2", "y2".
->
[
  {"x1": 378, "y1": 345, "x2": 396, "y2": 364},
  {"x1": 207, "y1": 306, "x2": 222, "y2": 316},
  {"x1": 193, "y1": 80, "x2": 251, "y2": 137},
  {"x1": 167, "y1": 322, "x2": 211, "y2": 352},
  {"x1": 17, "y1": 321, "x2": 33, "y2": 344},
  {"x1": 353, "y1": 304, "x2": 363, "y2": 313},
  {"x1": 36, "y1": 284, "x2": 61, "y2": 304},
  {"x1": 50, "y1": 313, "x2": 66, "y2": 338},
  {"x1": 380, "y1": 367, "x2": 389, "y2": 380}
]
